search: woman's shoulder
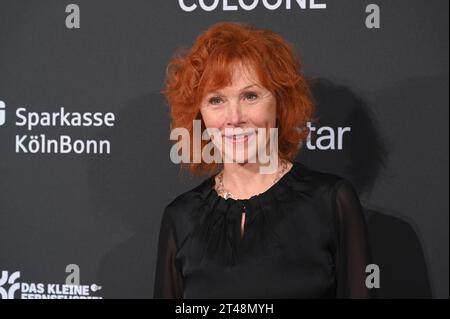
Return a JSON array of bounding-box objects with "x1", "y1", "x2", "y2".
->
[
  {"x1": 160, "y1": 176, "x2": 214, "y2": 243},
  {"x1": 163, "y1": 176, "x2": 213, "y2": 218},
  {"x1": 288, "y1": 162, "x2": 364, "y2": 227},
  {"x1": 288, "y1": 161, "x2": 349, "y2": 195},
  {"x1": 284, "y1": 162, "x2": 364, "y2": 221}
]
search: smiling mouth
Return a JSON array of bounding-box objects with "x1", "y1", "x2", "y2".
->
[{"x1": 223, "y1": 131, "x2": 256, "y2": 144}]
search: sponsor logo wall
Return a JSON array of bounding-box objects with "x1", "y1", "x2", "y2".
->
[{"x1": 0, "y1": 0, "x2": 448, "y2": 298}]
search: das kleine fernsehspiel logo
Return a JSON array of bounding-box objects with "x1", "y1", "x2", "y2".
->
[{"x1": 0, "y1": 266, "x2": 103, "y2": 299}]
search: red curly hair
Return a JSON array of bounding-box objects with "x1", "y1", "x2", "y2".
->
[{"x1": 161, "y1": 21, "x2": 316, "y2": 176}]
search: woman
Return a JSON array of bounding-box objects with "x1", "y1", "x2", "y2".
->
[{"x1": 154, "y1": 21, "x2": 372, "y2": 298}]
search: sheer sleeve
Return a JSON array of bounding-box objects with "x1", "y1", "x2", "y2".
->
[
  {"x1": 333, "y1": 179, "x2": 373, "y2": 298},
  {"x1": 153, "y1": 205, "x2": 184, "y2": 299}
]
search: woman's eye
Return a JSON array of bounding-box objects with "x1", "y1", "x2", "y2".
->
[
  {"x1": 208, "y1": 97, "x2": 222, "y2": 105},
  {"x1": 245, "y1": 93, "x2": 258, "y2": 101}
]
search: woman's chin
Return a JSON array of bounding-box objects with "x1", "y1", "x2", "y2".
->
[{"x1": 221, "y1": 150, "x2": 258, "y2": 164}]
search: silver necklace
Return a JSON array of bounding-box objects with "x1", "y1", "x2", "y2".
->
[{"x1": 215, "y1": 159, "x2": 290, "y2": 200}]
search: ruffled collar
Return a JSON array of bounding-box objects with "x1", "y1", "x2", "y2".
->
[{"x1": 188, "y1": 161, "x2": 306, "y2": 266}]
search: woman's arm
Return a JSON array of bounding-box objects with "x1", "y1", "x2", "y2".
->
[
  {"x1": 153, "y1": 205, "x2": 184, "y2": 299},
  {"x1": 333, "y1": 178, "x2": 373, "y2": 298}
]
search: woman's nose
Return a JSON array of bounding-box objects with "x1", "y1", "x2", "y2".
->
[{"x1": 226, "y1": 100, "x2": 246, "y2": 126}]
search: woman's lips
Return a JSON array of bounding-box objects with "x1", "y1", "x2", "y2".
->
[{"x1": 224, "y1": 131, "x2": 256, "y2": 144}]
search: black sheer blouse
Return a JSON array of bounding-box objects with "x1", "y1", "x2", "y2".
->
[{"x1": 153, "y1": 161, "x2": 372, "y2": 298}]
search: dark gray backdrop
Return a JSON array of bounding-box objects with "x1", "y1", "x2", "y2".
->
[{"x1": 0, "y1": 0, "x2": 448, "y2": 298}]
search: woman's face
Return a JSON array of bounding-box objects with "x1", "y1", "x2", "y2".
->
[{"x1": 199, "y1": 62, "x2": 277, "y2": 164}]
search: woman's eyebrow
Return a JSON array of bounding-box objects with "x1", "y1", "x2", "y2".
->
[{"x1": 208, "y1": 84, "x2": 260, "y2": 95}]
